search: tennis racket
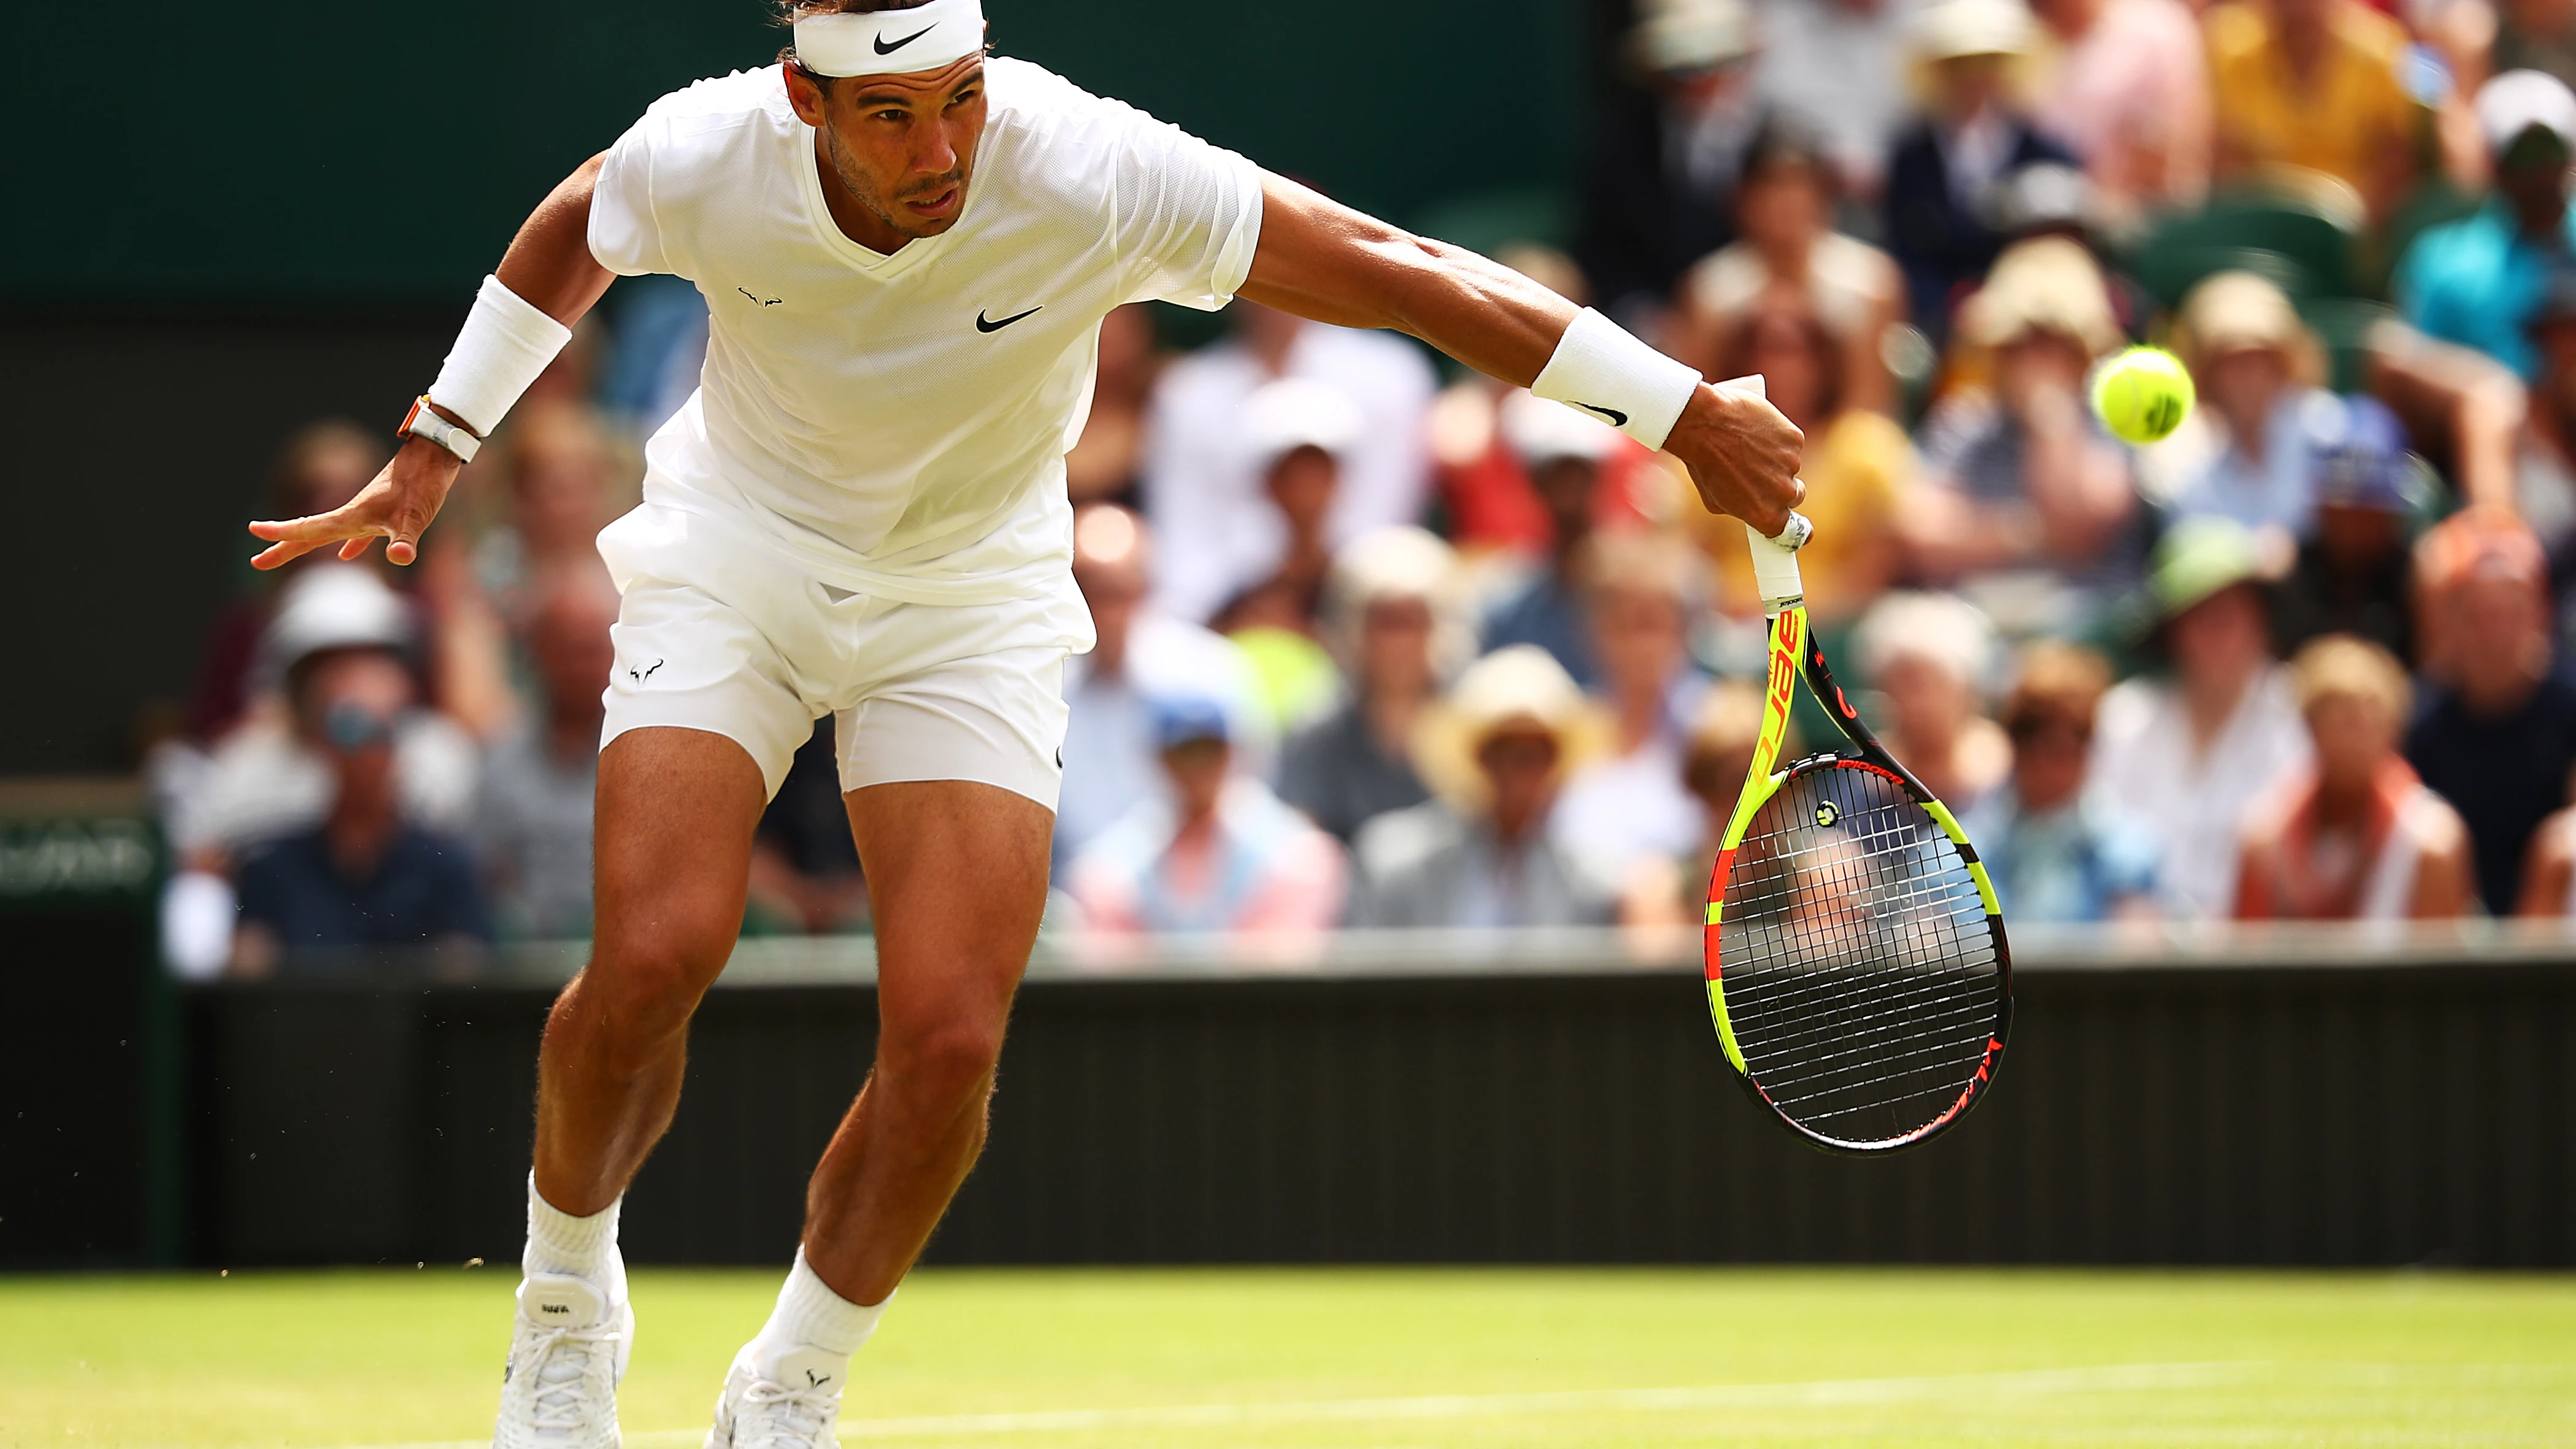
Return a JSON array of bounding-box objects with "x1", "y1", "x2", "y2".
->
[{"x1": 1701, "y1": 380, "x2": 2012, "y2": 1155}]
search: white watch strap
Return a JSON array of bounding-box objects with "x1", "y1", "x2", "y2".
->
[{"x1": 399, "y1": 395, "x2": 481, "y2": 464}]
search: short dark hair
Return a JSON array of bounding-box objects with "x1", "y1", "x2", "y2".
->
[{"x1": 775, "y1": 0, "x2": 944, "y2": 88}]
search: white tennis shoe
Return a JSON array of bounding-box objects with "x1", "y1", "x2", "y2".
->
[
  {"x1": 703, "y1": 1342, "x2": 848, "y2": 1449},
  {"x1": 493, "y1": 1272, "x2": 632, "y2": 1449}
]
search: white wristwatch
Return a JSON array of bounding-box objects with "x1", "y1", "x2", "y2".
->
[{"x1": 398, "y1": 394, "x2": 482, "y2": 463}]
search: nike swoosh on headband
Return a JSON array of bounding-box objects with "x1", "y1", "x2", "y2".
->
[
  {"x1": 977, "y1": 306, "x2": 1042, "y2": 332},
  {"x1": 1575, "y1": 401, "x2": 1629, "y2": 426},
  {"x1": 874, "y1": 23, "x2": 936, "y2": 53}
]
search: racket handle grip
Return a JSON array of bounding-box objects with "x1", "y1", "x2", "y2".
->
[{"x1": 1718, "y1": 375, "x2": 1810, "y2": 610}]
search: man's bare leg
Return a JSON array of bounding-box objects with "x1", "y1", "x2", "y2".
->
[
  {"x1": 496, "y1": 726, "x2": 767, "y2": 1449},
  {"x1": 534, "y1": 726, "x2": 771, "y2": 1213},
  {"x1": 709, "y1": 778, "x2": 1051, "y2": 1444},
  {"x1": 805, "y1": 778, "x2": 1054, "y2": 1301}
]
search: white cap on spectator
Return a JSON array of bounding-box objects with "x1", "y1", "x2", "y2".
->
[
  {"x1": 1635, "y1": 0, "x2": 1755, "y2": 73},
  {"x1": 2475, "y1": 69, "x2": 2576, "y2": 156},
  {"x1": 1245, "y1": 378, "x2": 1365, "y2": 469},
  {"x1": 1331, "y1": 525, "x2": 1457, "y2": 608},
  {"x1": 1500, "y1": 388, "x2": 1623, "y2": 466},
  {"x1": 260, "y1": 562, "x2": 413, "y2": 686},
  {"x1": 1325, "y1": 525, "x2": 1473, "y2": 677},
  {"x1": 1855, "y1": 590, "x2": 1996, "y2": 690},
  {"x1": 1912, "y1": 0, "x2": 2036, "y2": 60}
]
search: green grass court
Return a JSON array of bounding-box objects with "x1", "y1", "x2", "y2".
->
[{"x1": 2, "y1": 1267, "x2": 2569, "y2": 1447}]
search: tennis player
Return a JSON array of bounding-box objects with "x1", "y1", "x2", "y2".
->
[{"x1": 248, "y1": 2, "x2": 1803, "y2": 1443}]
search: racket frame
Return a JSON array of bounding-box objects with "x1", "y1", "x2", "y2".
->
[{"x1": 1701, "y1": 598, "x2": 2015, "y2": 1154}]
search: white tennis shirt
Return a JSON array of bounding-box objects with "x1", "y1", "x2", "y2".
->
[{"x1": 587, "y1": 58, "x2": 1264, "y2": 606}]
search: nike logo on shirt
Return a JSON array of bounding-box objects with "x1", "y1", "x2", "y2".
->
[
  {"x1": 875, "y1": 24, "x2": 935, "y2": 54},
  {"x1": 1574, "y1": 401, "x2": 1628, "y2": 426},
  {"x1": 975, "y1": 305, "x2": 1043, "y2": 332}
]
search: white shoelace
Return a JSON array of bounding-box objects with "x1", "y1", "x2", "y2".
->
[
  {"x1": 517, "y1": 1321, "x2": 621, "y2": 1435},
  {"x1": 734, "y1": 1375, "x2": 842, "y2": 1448}
]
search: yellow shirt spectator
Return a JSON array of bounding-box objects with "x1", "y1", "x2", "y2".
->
[{"x1": 2206, "y1": 0, "x2": 2424, "y2": 215}]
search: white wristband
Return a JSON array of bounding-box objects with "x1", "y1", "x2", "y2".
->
[
  {"x1": 427, "y1": 275, "x2": 574, "y2": 438},
  {"x1": 1529, "y1": 307, "x2": 1703, "y2": 451}
]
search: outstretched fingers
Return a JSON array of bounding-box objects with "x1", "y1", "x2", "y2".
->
[{"x1": 245, "y1": 501, "x2": 425, "y2": 571}]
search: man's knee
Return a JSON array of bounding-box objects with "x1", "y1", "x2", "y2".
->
[
  {"x1": 566, "y1": 936, "x2": 729, "y2": 1044},
  {"x1": 882, "y1": 1010, "x2": 1007, "y2": 1104}
]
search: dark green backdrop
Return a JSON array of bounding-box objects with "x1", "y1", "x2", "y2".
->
[
  {"x1": 2, "y1": 0, "x2": 1583, "y2": 308},
  {"x1": 0, "y1": 0, "x2": 1598, "y2": 774}
]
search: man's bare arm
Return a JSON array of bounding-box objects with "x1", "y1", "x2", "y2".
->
[
  {"x1": 248, "y1": 155, "x2": 616, "y2": 570},
  {"x1": 1236, "y1": 172, "x2": 1805, "y2": 536}
]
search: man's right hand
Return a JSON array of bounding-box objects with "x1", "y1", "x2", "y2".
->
[
  {"x1": 1663, "y1": 383, "x2": 1806, "y2": 539},
  {"x1": 248, "y1": 436, "x2": 462, "y2": 570}
]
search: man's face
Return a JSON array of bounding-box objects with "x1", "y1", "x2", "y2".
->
[
  {"x1": 2500, "y1": 127, "x2": 2573, "y2": 230},
  {"x1": 1475, "y1": 724, "x2": 1561, "y2": 834},
  {"x1": 2009, "y1": 713, "x2": 2090, "y2": 812},
  {"x1": 1591, "y1": 585, "x2": 1686, "y2": 698},
  {"x1": 2202, "y1": 345, "x2": 2292, "y2": 444},
  {"x1": 1530, "y1": 457, "x2": 1601, "y2": 541},
  {"x1": 1160, "y1": 737, "x2": 1231, "y2": 818},
  {"x1": 531, "y1": 590, "x2": 618, "y2": 720},
  {"x1": 2167, "y1": 583, "x2": 2270, "y2": 691},
  {"x1": 1264, "y1": 447, "x2": 1339, "y2": 534},
  {"x1": 301, "y1": 650, "x2": 412, "y2": 803},
  {"x1": 1358, "y1": 595, "x2": 1434, "y2": 697},
  {"x1": 2305, "y1": 694, "x2": 2394, "y2": 791},
  {"x1": 786, "y1": 54, "x2": 988, "y2": 242}
]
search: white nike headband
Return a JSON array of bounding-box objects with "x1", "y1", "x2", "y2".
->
[{"x1": 793, "y1": 0, "x2": 986, "y2": 79}]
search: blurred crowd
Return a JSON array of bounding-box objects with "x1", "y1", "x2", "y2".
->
[{"x1": 152, "y1": 0, "x2": 2576, "y2": 972}]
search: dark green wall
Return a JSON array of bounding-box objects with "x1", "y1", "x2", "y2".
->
[{"x1": 1, "y1": 0, "x2": 1584, "y2": 308}]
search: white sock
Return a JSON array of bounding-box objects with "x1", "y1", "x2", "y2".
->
[
  {"x1": 745, "y1": 1249, "x2": 890, "y2": 1382},
  {"x1": 523, "y1": 1172, "x2": 624, "y2": 1301}
]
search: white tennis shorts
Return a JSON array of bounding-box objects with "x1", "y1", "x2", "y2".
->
[{"x1": 594, "y1": 501, "x2": 1093, "y2": 809}]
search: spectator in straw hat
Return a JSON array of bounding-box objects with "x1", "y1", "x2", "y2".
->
[
  {"x1": 2205, "y1": 0, "x2": 2424, "y2": 220},
  {"x1": 1346, "y1": 646, "x2": 1618, "y2": 928},
  {"x1": 2159, "y1": 270, "x2": 2347, "y2": 543},
  {"x1": 2405, "y1": 507, "x2": 2576, "y2": 913},
  {"x1": 1275, "y1": 528, "x2": 1462, "y2": 844},
  {"x1": 1883, "y1": 0, "x2": 2080, "y2": 334},
  {"x1": 2091, "y1": 517, "x2": 2313, "y2": 917},
  {"x1": 2236, "y1": 635, "x2": 2474, "y2": 921},
  {"x1": 2397, "y1": 71, "x2": 2576, "y2": 380},
  {"x1": 1902, "y1": 236, "x2": 2140, "y2": 633}
]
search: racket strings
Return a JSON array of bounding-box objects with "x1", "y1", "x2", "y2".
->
[{"x1": 1716, "y1": 764, "x2": 2002, "y2": 1143}]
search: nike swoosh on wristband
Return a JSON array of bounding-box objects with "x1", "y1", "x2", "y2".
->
[
  {"x1": 976, "y1": 306, "x2": 1043, "y2": 332},
  {"x1": 874, "y1": 23, "x2": 936, "y2": 53},
  {"x1": 1574, "y1": 401, "x2": 1629, "y2": 426}
]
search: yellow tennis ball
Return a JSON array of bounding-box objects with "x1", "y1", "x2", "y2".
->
[{"x1": 2090, "y1": 346, "x2": 2195, "y2": 444}]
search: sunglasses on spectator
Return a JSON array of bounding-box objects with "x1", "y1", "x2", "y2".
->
[{"x1": 321, "y1": 701, "x2": 399, "y2": 751}]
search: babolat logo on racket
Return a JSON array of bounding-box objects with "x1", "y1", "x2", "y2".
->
[{"x1": 1814, "y1": 801, "x2": 1840, "y2": 828}]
